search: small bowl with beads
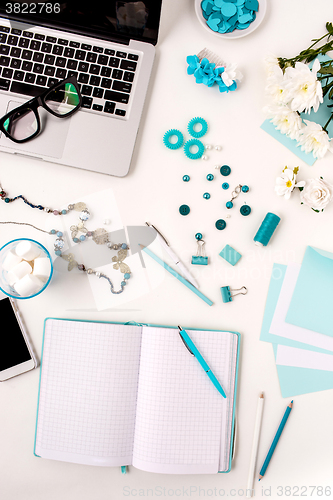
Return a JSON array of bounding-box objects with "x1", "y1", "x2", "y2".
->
[{"x1": 0, "y1": 238, "x2": 53, "y2": 299}]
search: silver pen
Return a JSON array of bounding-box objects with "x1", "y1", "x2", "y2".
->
[{"x1": 145, "y1": 222, "x2": 199, "y2": 288}]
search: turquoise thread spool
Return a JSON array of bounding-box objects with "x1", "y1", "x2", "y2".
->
[{"x1": 254, "y1": 213, "x2": 281, "y2": 247}]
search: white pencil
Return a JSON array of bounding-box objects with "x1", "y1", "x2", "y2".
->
[{"x1": 246, "y1": 392, "x2": 265, "y2": 498}]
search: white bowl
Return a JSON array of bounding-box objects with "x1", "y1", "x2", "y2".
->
[{"x1": 194, "y1": 0, "x2": 267, "y2": 39}]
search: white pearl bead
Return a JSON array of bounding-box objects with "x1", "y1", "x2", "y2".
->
[
  {"x1": 215, "y1": 145, "x2": 222, "y2": 151},
  {"x1": 205, "y1": 144, "x2": 212, "y2": 150},
  {"x1": 202, "y1": 155, "x2": 208, "y2": 160},
  {"x1": 214, "y1": 165, "x2": 220, "y2": 169},
  {"x1": 103, "y1": 219, "x2": 111, "y2": 225},
  {"x1": 225, "y1": 214, "x2": 231, "y2": 219}
]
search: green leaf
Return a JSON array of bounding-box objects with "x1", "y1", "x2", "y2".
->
[
  {"x1": 326, "y1": 22, "x2": 333, "y2": 36},
  {"x1": 318, "y1": 67, "x2": 333, "y2": 75},
  {"x1": 306, "y1": 53, "x2": 319, "y2": 63},
  {"x1": 298, "y1": 186, "x2": 304, "y2": 192}
]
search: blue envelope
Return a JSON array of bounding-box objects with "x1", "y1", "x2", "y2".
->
[
  {"x1": 260, "y1": 263, "x2": 333, "y2": 397},
  {"x1": 286, "y1": 246, "x2": 333, "y2": 337}
]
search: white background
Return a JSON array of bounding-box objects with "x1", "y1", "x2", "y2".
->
[{"x1": 1, "y1": 1, "x2": 333, "y2": 499}]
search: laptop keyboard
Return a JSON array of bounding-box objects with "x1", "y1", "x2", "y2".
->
[{"x1": 0, "y1": 25, "x2": 140, "y2": 118}]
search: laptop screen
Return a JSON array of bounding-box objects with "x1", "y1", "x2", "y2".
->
[{"x1": 0, "y1": 0, "x2": 163, "y2": 45}]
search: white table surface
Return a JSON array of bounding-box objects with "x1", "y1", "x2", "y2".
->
[{"x1": 1, "y1": 1, "x2": 333, "y2": 499}]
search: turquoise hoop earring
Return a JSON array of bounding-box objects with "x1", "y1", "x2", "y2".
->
[
  {"x1": 184, "y1": 139, "x2": 205, "y2": 160},
  {"x1": 163, "y1": 129, "x2": 184, "y2": 150},
  {"x1": 187, "y1": 117, "x2": 208, "y2": 138}
]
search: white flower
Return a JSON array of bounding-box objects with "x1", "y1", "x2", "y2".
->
[
  {"x1": 300, "y1": 177, "x2": 333, "y2": 211},
  {"x1": 221, "y1": 62, "x2": 243, "y2": 87},
  {"x1": 263, "y1": 54, "x2": 280, "y2": 77},
  {"x1": 275, "y1": 167, "x2": 305, "y2": 199},
  {"x1": 265, "y1": 63, "x2": 288, "y2": 104},
  {"x1": 264, "y1": 104, "x2": 303, "y2": 140},
  {"x1": 297, "y1": 120, "x2": 331, "y2": 159},
  {"x1": 281, "y1": 59, "x2": 323, "y2": 114}
]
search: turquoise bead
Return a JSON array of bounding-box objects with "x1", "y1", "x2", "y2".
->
[
  {"x1": 73, "y1": 237, "x2": 79, "y2": 243},
  {"x1": 240, "y1": 204, "x2": 251, "y2": 216},
  {"x1": 121, "y1": 281, "x2": 126, "y2": 286},
  {"x1": 55, "y1": 250, "x2": 62, "y2": 256},
  {"x1": 80, "y1": 235, "x2": 86, "y2": 241},
  {"x1": 182, "y1": 175, "x2": 190, "y2": 182},
  {"x1": 57, "y1": 231, "x2": 63, "y2": 237},
  {"x1": 226, "y1": 201, "x2": 233, "y2": 209},
  {"x1": 215, "y1": 219, "x2": 226, "y2": 230},
  {"x1": 50, "y1": 229, "x2": 56, "y2": 234},
  {"x1": 242, "y1": 185, "x2": 249, "y2": 193},
  {"x1": 195, "y1": 233, "x2": 203, "y2": 240},
  {"x1": 203, "y1": 192, "x2": 211, "y2": 199},
  {"x1": 61, "y1": 209, "x2": 67, "y2": 214},
  {"x1": 179, "y1": 204, "x2": 190, "y2": 216},
  {"x1": 4, "y1": 198, "x2": 9, "y2": 203},
  {"x1": 220, "y1": 165, "x2": 231, "y2": 176},
  {"x1": 124, "y1": 273, "x2": 130, "y2": 279},
  {"x1": 206, "y1": 174, "x2": 214, "y2": 181},
  {"x1": 121, "y1": 243, "x2": 128, "y2": 249}
]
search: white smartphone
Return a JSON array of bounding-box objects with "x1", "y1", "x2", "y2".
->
[{"x1": 0, "y1": 297, "x2": 38, "y2": 381}]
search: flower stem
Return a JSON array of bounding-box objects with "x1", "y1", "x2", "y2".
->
[{"x1": 323, "y1": 114, "x2": 333, "y2": 132}]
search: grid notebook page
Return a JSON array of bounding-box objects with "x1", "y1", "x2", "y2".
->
[
  {"x1": 219, "y1": 332, "x2": 238, "y2": 472},
  {"x1": 132, "y1": 327, "x2": 235, "y2": 474},
  {"x1": 35, "y1": 319, "x2": 142, "y2": 467}
]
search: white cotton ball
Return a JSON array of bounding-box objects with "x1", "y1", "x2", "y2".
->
[
  {"x1": 10, "y1": 260, "x2": 32, "y2": 281},
  {"x1": 2, "y1": 249, "x2": 22, "y2": 271},
  {"x1": 15, "y1": 241, "x2": 41, "y2": 261},
  {"x1": 33, "y1": 257, "x2": 51, "y2": 282},
  {"x1": 14, "y1": 274, "x2": 44, "y2": 296}
]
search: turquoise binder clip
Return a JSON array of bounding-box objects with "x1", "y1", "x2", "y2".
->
[
  {"x1": 221, "y1": 286, "x2": 247, "y2": 303},
  {"x1": 191, "y1": 239, "x2": 208, "y2": 265},
  {"x1": 192, "y1": 256, "x2": 208, "y2": 265}
]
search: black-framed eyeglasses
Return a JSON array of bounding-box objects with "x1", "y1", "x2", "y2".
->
[{"x1": 0, "y1": 76, "x2": 82, "y2": 144}]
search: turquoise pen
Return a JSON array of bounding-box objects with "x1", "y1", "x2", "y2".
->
[
  {"x1": 139, "y1": 245, "x2": 213, "y2": 306},
  {"x1": 259, "y1": 401, "x2": 293, "y2": 480},
  {"x1": 178, "y1": 326, "x2": 226, "y2": 398}
]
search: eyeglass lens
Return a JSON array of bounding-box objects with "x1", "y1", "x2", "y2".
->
[
  {"x1": 3, "y1": 108, "x2": 38, "y2": 142},
  {"x1": 44, "y1": 82, "x2": 81, "y2": 116}
]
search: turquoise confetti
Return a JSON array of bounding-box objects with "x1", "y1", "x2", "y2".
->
[{"x1": 200, "y1": 0, "x2": 258, "y2": 33}]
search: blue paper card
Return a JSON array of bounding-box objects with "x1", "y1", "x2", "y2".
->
[
  {"x1": 260, "y1": 120, "x2": 316, "y2": 166},
  {"x1": 260, "y1": 263, "x2": 333, "y2": 397},
  {"x1": 286, "y1": 246, "x2": 333, "y2": 338},
  {"x1": 272, "y1": 344, "x2": 333, "y2": 397}
]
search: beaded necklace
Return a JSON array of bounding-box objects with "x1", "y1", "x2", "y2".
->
[{"x1": 0, "y1": 184, "x2": 131, "y2": 294}]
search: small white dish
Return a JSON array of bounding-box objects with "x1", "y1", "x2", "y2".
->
[{"x1": 194, "y1": 0, "x2": 267, "y2": 39}]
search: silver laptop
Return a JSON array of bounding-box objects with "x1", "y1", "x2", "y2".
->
[{"x1": 0, "y1": 1, "x2": 162, "y2": 176}]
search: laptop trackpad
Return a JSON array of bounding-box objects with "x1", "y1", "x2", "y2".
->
[{"x1": 0, "y1": 100, "x2": 70, "y2": 159}]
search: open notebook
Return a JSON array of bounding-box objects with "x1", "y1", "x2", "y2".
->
[{"x1": 34, "y1": 318, "x2": 240, "y2": 474}]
